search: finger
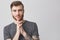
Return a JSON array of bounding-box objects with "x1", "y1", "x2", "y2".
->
[
  {"x1": 17, "y1": 20, "x2": 23, "y2": 24},
  {"x1": 17, "y1": 23, "x2": 22, "y2": 27}
]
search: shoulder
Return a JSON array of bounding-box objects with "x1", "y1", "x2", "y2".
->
[
  {"x1": 4, "y1": 22, "x2": 14, "y2": 30},
  {"x1": 25, "y1": 20, "x2": 36, "y2": 25},
  {"x1": 25, "y1": 20, "x2": 37, "y2": 28}
]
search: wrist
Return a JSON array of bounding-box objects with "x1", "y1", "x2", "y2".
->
[{"x1": 22, "y1": 31, "x2": 27, "y2": 37}]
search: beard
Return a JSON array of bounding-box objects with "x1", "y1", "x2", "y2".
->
[{"x1": 12, "y1": 14, "x2": 24, "y2": 21}]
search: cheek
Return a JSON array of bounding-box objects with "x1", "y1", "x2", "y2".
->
[
  {"x1": 20, "y1": 13, "x2": 23, "y2": 16},
  {"x1": 19, "y1": 12, "x2": 24, "y2": 15},
  {"x1": 12, "y1": 12, "x2": 16, "y2": 16}
]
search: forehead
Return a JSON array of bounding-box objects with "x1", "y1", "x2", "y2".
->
[{"x1": 12, "y1": 5, "x2": 23, "y2": 10}]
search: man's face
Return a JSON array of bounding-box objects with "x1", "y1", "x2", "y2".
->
[{"x1": 11, "y1": 5, "x2": 24, "y2": 21}]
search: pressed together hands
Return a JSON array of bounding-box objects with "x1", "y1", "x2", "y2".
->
[{"x1": 13, "y1": 20, "x2": 30, "y2": 40}]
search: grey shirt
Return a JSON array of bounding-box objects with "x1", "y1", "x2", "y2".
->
[{"x1": 4, "y1": 20, "x2": 39, "y2": 40}]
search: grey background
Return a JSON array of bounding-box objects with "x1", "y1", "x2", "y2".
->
[{"x1": 0, "y1": 0, "x2": 60, "y2": 40}]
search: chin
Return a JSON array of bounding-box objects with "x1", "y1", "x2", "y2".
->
[
  {"x1": 16, "y1": 18, "x2": 23, "y2": 21},
  {"x1": 16, "y1": 18, "x2": 20, "y2": 21}
]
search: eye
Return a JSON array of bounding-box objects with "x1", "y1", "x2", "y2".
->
[
  {"x1": 13, "y1": 10, "x2": 16, "y2": 12},
  {"x1": 18, "y1": 9, "x2": 23, "y2": 11}
]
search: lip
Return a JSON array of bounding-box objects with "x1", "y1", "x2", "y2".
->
[{"x1": 16, "y1": 16, "x2": 20, "y2": 18}]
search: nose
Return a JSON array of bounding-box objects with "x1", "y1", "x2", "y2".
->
[{"x1": 16, "y1": 11, "x2": 19, "y2": 15}]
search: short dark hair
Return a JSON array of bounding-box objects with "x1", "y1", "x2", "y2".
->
[{"x1": 10, "y1": 1, "x2": 24, "y2": 9}]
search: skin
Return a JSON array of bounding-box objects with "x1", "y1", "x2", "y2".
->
[{"x1": 7, "y1": 5, "x2": 40, "y2": 40}]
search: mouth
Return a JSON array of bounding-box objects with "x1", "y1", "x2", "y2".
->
[
  {"x1": 15, "y1": 16, "x2": 23, "y2": 21},
  {"x1": 16, "y1": 16, "x2": 20, "y2": 18}
]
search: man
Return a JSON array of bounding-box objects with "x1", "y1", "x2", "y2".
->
[{"x1": 4, "y1": 1, "x2": 40, "y2": 40}]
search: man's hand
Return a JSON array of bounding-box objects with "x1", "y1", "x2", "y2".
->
[
  {"x1": 15, "y1": 20, "x2": 31, "y2": 40},
  {"x1": 13, "y1": 20, "x2": 23, "y2": 40}
]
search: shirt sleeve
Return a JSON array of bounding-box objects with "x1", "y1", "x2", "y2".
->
[
  {"x1": 4, "y1": 26, "x2": 11, "y2": 40},
  {"x1": 32, "y1": 23, "x2": 39, "y2": 36}
]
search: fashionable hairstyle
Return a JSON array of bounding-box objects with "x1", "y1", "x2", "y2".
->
[{"x1": 10, "y1": 1, "x2": 24, "y2": 9}]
